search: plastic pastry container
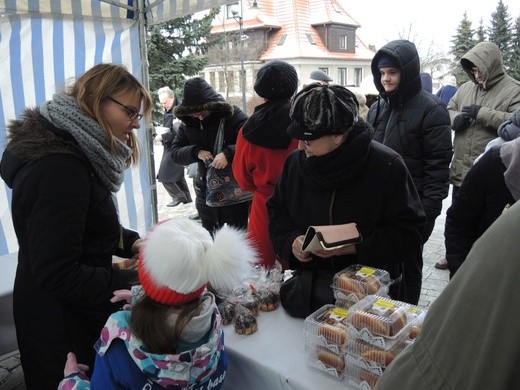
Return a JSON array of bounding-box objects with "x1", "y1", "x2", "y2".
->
[
  {"x1": 304, "y1": 304, "x2": 349, "y2": 347},
  {"x1": 331, "y1": 265, "x2": 392, "y2": 306},
  {"x1": 346, "y1": 295, "x2": 423, "y2": 349}
]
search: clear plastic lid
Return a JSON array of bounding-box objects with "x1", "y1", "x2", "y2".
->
[
  {"x1": 331, "y1": 264, "x2": 392, "y2": 303},
  {"x1": 304, "y1": 304, "x2": 349, "y2": 347}
]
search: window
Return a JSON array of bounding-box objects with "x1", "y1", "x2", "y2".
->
[
  {"x1": 209, "y1": 72, "x2": 216, "y2": 87},
  {"x1": 319, "y1": 67, "x2": 330, "y2": 75},
  {"x1": 306, "y1": 33, "x2": 316, "y2": 45},
  {"x1": 338, "y1": 68, "x2": 347, "y2": 86},
  {"x1": 354, "y1": 68, "x2": 362, "y2": 87},
  {"x1": 277, "y1": 34, "x2": 287, "y2": 46},
  {"x1": 339, "y1": 35, "x2": 347, "y2": 50},
  {"x1": 226, "y1": 3, "x2": 239, "y2": 19}
]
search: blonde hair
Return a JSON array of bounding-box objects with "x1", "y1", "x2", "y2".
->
[{"x1": 67, "y1": 63, "x2": 153, "y2": 166}]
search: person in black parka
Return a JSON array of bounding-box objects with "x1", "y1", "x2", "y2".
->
[
  {"x1": 367, "y1": 39, "x2": 453, "y2": 304},
  {"x1": 172, "y1": 77, "x2": 249, "y2": 233},
  {"x1": 0, "y1": 63, "x2": 151, "y2": 389},
  {"x1": 156, "y1": 87, "x2": 192, "y2": 207}
]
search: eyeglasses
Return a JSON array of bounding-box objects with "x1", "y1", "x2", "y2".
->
[{"x1": 107, "y1": 96, "x2": 143, "y2": 121}]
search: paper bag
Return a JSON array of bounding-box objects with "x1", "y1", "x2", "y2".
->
[{"x1": 302, "y1": 223, "x2": 362, "y2": 252}]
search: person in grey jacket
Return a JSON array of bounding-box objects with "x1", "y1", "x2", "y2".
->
[
  {"x1": 436, "y1": 41, "x2": 520, "y2": 271},
  {"x1": 448, "y1": 41, "x2": 520, "y2": 194},
  {"x1": 367, "y1": 39, "x2": 453, "y2": 303},
  {"x1": 376, "y1": 200, "x2": 520, "y2": 390}
]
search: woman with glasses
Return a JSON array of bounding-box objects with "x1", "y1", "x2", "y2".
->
[
  {"x1": 266, "y1": 84, "x2": 425, "y2": 317},
  {"x1": 0, "y1": 63, "x2": 152, "y2": 388}
]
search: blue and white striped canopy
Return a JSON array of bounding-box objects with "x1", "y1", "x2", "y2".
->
[{"x1": 0, "y1": 0, "x2": 235, "y2": 255}]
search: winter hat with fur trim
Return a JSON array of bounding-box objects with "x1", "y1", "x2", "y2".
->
[
  {"x1": 254, "y1": 60, "x2": 298, "y2": 100},
  {"x1": 287, "y1": 83, "x2": 359, "y2": 140},
  {"x1": 138, "y1": 218, "x2": 257, "y2": 305}
]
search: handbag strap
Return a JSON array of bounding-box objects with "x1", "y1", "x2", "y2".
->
[{"x1": 213, "y1": 119, "x2": 225, "y2": 156}]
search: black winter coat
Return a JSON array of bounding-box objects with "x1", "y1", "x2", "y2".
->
[
  {"x1": 445, "y1": 146, "x2": 515, "y2": 278},
  {"x1": 367, "y1": 40, "x2": 453, "y2": 223},
  {"x1": 0, "y1": 109, "x2": 138, "y2": 388},
  {"x1": 157, "y1": 120, "x2": 185, "y2": 183},
  {"x1": 267, "y1": 119, "x2": 425, "y2": 306},
  {"x1": 171, "y1": 78, "x2": 248, "y2": 229}
]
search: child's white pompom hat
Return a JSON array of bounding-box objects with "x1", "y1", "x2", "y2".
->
[{"x1": 138, "y1": 218, "x2": 257, "y2": 305}]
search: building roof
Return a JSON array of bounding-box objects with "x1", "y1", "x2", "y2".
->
[{"x1": 211, "y1": 0, "x2": 375, "y2": 62}]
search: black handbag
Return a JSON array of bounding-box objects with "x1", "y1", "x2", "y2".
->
[{"x1": 205, "y1": 119, "x2": 253, "y2": 207}]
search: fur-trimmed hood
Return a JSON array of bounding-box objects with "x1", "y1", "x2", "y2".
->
[
  {"x1": 174, "y1": 77, "x2": 234, "y2": 121},
  {"x1": 0, "y1": 108, "x2": 81, "y2": 188}
]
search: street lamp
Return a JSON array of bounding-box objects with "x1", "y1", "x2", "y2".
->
[{"x1": 231, "y1": 4, "x2": 247, "y2": 113}]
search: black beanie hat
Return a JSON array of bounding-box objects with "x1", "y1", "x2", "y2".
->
[
  {"x1": 254, "y1": 60, "x2": 298, "y2": 100},
  {"x1": 377, "y1": 54, "x2": 399, "y2": 69},
  {"x1": 287, "y1": 83, "x2": 359, "y2": 140}
]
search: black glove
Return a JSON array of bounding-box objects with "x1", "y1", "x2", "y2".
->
[
  {"x1": 453, "y1": 114, "x2": 471, "y2": 131},
  {"x1": 461, "y1": 104, "x2": 481, "y2": 119}
]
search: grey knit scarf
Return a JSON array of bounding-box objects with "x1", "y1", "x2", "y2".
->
[
  {"x1": 40, "y1": 93, "x2": 132, "y2": 192},
  {"x1": 500, "y1": 137, "x2": 520, "y2": 201}
]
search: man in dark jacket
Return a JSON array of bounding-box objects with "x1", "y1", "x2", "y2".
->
[
  {"x1": 156, "y1": 86, "x2": 192, "y2": 207},
  {"x1": 367, "y1": 39, "x2": 453, "y2": 303},
  {"x1": 172, "y1": 77, "x2": 249, "y2": 233}
]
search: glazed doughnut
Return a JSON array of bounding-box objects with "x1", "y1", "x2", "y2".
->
[
  {"x1": 316, "y1": 348, "x2": 345, "y2": 371},
  {"x1": 318, "y1": 323, "x2": 348, "y2": 345},
  {"x1": 360, "y1": 349, "x2": 395, "y2": 366}
]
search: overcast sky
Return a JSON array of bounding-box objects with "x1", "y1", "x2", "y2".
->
[{"x1": 339, "y1": 0, "x2": 520, "y2": 54}]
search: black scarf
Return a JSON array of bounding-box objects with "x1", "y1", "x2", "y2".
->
[
  {"x1": 241, "y1": 100, "x2": 293, "y2": 149},
  {"x1": 298, "y1": 119, "x2": 374, "y2": 190}
]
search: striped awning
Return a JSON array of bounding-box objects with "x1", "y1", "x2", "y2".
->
[{"x1": 0, "y1": 0, "x2": 236, "y2": 255}]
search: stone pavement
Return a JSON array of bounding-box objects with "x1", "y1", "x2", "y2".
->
[{"x1": 0, "y1": 144, "x2": 451, "y2": 388}]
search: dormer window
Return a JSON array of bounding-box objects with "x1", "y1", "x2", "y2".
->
[{"x1": 339, "y1": 35, "x2": 347, "y2": 50}]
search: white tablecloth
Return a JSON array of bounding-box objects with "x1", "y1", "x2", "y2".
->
[{"x1": 222, "y1": 305, "x2": 355, "y2": 390}]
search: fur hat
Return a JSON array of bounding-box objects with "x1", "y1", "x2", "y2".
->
[
  {"x1": 254, "y1": 60, "x2": 298, "y2": 100},
  {"x1": 287, "y1": 84, "x2": 359, "y2": 140},
  {"x1": 138, "y1": 218, "x2": 257, "y2": 305},
  {"x1": 377, "y1": 54, "x2": 399, "y2": 69},
  {"x1": 309, "y1": 70, "x2": 333, "y2": 84}
]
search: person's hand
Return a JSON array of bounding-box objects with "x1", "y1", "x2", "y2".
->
[
  {"x1": 453, "y1": 114, "x2": 471, "y2": 131},
  {"x1": 198, "y1": 149, "x2": 213, "y2": 163},
  {"x1": 111, "y1": 289, "x2": 133, "y2": 310},
  {"x1": 461, "y1": 104, "x2": 481, "y2": 119},
  {"x1": 131, "y1": 238, "x2": 145, "y2": 256},
  {"x1": 292, "y1": 236, "x2": 312, "y2": 262},
  {"x1": 63, "y1": 352, "x2": 89, "y2": 378},
  {"x1": 212, "y1": 152, "x2": 228, "y2": 169}
]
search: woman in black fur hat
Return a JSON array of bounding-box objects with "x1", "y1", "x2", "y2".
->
[
  {"x1": 172, "y1": 77, "x2": 249, "y2": 233},
  {"x1": 267, "y1": 84, "x2": 426, "y2": 316}
]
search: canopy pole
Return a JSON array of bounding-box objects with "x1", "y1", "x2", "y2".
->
[{"x1": 137, "y1": 0, "x2": 159, "y2": 225}]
